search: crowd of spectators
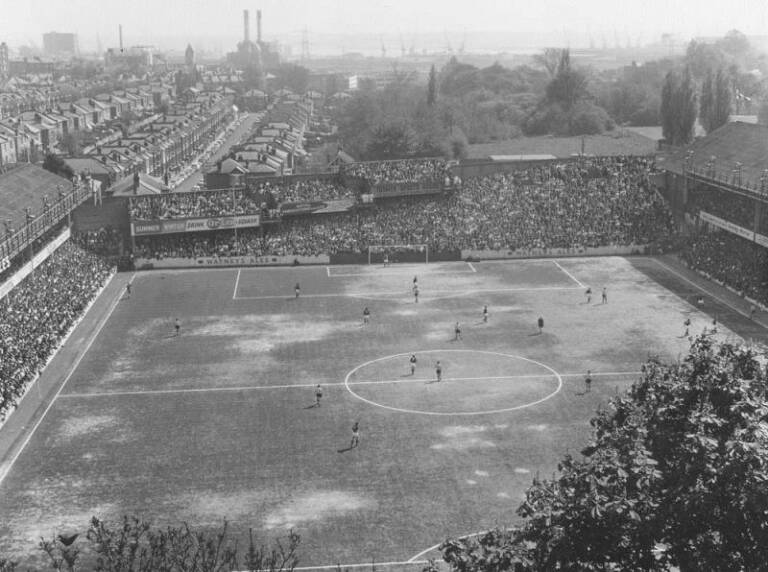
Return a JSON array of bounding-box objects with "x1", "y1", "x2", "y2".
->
[
  {"x1": 75, "y1": 227, "x2": 123, "y2": 257},
  {"x1": 129, "y1": 188, "x2": 269, "y2": 220},
  {"x1": 0, "y1": 242, "x2": 113, "y2": 422},
  {"x1": 129, "y1": 179, "x2": 353, "y2": 221},
  {"x1": 688, "y1": 188, "x2": 757, "y2": 230},
  {"x1": 680, "y1": 231, "x2": 768, "y2": 306},
  {"x1": 344, "y1": 159, "x2": 450, "y2": 186},
  {"x1": 134, "y1": 157, "x2": 674, "y2": 259},
  {"x1": 255, "y1": 179, "x2": 353, "y2": 204}
]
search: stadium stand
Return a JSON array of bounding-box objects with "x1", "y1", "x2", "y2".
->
[
  {"x1": 680, "y1": 231, "x2": 768, "y2": 306},
  {"x1": 0, "y1": 243, "x2": 113, "y2": 421},
  {"x1": 134, "y1": 156, "x2": 673, "y2": 258}
]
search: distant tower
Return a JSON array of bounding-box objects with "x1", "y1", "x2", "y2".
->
[
  {"x1": 119, "y1": 24, "x2": 123, "y2": 52},
  {"x1": 257, "y1": 10, "x2": 262, "y2": 45},
  {"x1": 185, "y1": 43, "x2": 194, "y2": 67},
  {"x1": 243, "y1": 9, "x2": 250, "y2": 43}
]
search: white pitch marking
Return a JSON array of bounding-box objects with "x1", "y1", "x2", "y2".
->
[
  {"x1": 325, "y1": 266, "x2": 331, "y2": 277},
  {"x1": 552, "y1": 259, "x2": 585, "y2": 288},
  {"x1": 232, "y1": 268, "x2": 241, "y2": 300},
  {"x1": 58, "y1": 371, "x2": 641, "y2": 400},
  {"x1": 233, "y1": 285, "x2": 581, "y2": 301},
  {"x1": 239, "y1": 561, "x2": 430, "y2": 572},
  {"x1": 408, "y1": 530, "x2": 492, "y2": 563},
  {"x1": 0, "y1": 275, "x2": 128, "y2": 487},
  {"x1": 467, "y1": 262, "x2": 477, "y2": 273},
  {"x1": 344, "y1": 349, "x2": 565, "y2": 416}
]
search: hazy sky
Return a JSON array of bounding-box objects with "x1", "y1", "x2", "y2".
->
[{"x1": 3, "y1": 0, "x2": 768, "y2": 53}]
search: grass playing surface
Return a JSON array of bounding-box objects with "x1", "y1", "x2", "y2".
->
[{"x1": 0, "y1": 257, "x2": 762, "y2": 569}]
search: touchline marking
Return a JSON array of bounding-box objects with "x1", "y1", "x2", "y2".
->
[
  {"x1": 58, "y1": 371, "x2": 641, "y2": 399},
  {"x1": 552, "y1": 259, "x2": 585, "y2": 288},
  {"x1": 233, "y1": 285, "x2": 581, "y2": 300},
  {"x1": 467, "y1": 262, "x2": 477, "y2": 273},
  {"x1": 232, "y1": 268, "x2": 241, "y2": 300},
  {"x1": 652, "y1": 259, "x2": 753, "y2": 321},
  {"x1": 0, "y1": 274, "x2": 129, "y2": 487},
  {"x1": 408, "y1": 530, "x2": 495, "y2": 563}
]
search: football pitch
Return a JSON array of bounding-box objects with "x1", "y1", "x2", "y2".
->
[{"x1": 0, "y1": 256, "x2": 764, "y2": 569}]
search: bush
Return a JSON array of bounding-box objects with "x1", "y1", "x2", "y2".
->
[{"x1": 567, "y1": 102, "x2": 615, "y2": 135}]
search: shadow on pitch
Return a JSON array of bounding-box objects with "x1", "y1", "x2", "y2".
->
[{"x1": 337, "y1": 445, "x2": 356, "y2": 453}]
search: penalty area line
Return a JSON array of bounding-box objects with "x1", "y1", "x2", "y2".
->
[
  {"x1": 232, "y1": 268, "x2": 241, "y2": 300},
  {"x1": 552, "y1": 260, "x2": 585, "y2": 289},
  {"x1": 233, "y1": 285, "x2": 582, "y2": 300}
]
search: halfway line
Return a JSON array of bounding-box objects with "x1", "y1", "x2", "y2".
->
[{"x1": 59, "y1": 371, "x2": 640, "y2": 399}]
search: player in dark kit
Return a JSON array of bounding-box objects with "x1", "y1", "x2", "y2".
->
[
  {"x1": 482, "y1": 305, "x2": 488, "y2": 323},
  {"x1": 537, "y1": 316, "x2": 544, "y2": 334},
  {"x1": 435, "y1": 361, "x2": 442, "y2": 382},
  {"x1": 684, "y1": 317, "x2": 691, "y2": 337},
  {"x1": 409, "y1": 354, "x2": 417, "y2": 375},
  {"x1": 126, "y1": 282, "x2": 132, "y2": 298},
  {"x1": 174, "y1": 318, "x2": 181, "y2": 336},
  {"x1": 350, "y1": 421, "x2": 360, "y2": 448},
  {"x1": 363, "y1": 306, "x2": 371, "y2": 325},
  {"x1": 414, "y1": 286, "x2": 419, "y2": 303},
  {"x1": 584, "y1": 370, "x2": 592, "y2": 393},
  {"x1": 454, "y1": 322, "x2": 462, "y2": 341},
  {"x1": 315, "y1": 384, "x2": 323, "y2": 406},
  {"x1": 601, "y1": 287, "x2": 607, "y2": 304},
  {"x1": 585, "y1": 287, "x2": 592, "y2": 304}
]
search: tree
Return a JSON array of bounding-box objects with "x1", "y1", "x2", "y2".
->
[
  {"x1": 661, "y1": 69, "x2": 697, "y2": 146},
  {"x1": 427, "y1": 65, "x2": 438, "y2": 107},
  {"x1": 61, "y1": 132, "x2": 83, "y2": 156},
  {"x1": 442, "y1": 128, "x2": 469, "y2": 161},
  {"x1": 2, "y1": 516, "x2": 301, "y2": 571},
  {"x1": 42, "y1": 153, "x2": 74, "y2": 179},
  {"x1": 700, "y1": 68, "x2": 732, "y2": 134},
  {"x1": 545, "y1": 49, "x2": 589, "y2": 110},
  {"x1": 436, "y1": 335, "x2": 768, "y2": 571},
  {"x1": 699, "y1": 70, "x2": 714, "y2": 133},
  {"x1": 533, "y1": 48, "x2": 562, "y2": 79},
  {"x1": 366, "y1": 121, "x2": 416, "y2": 159}
]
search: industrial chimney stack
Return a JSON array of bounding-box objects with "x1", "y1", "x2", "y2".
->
[
  {"x1": 257, "y1": 10, "x2": 262, "y2": 44},
  {"x1": 243, "y1": 10, "x2": 250, "y2": 43},
  {"x1": 119, "y1": 24, "x2": 123, "y2": 51}
]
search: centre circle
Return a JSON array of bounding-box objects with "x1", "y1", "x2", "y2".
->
[{"x1": 343, "y1": 349, "x2": 563, "y2": 416}]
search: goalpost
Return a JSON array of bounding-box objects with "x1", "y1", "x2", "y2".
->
[{"x1": 368, "y1": 244, "x2": 429, "y2": 265}]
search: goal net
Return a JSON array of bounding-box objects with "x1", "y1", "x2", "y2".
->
[{"x1": 368, "y1": 244, "x2": 429, "y2": 264}]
